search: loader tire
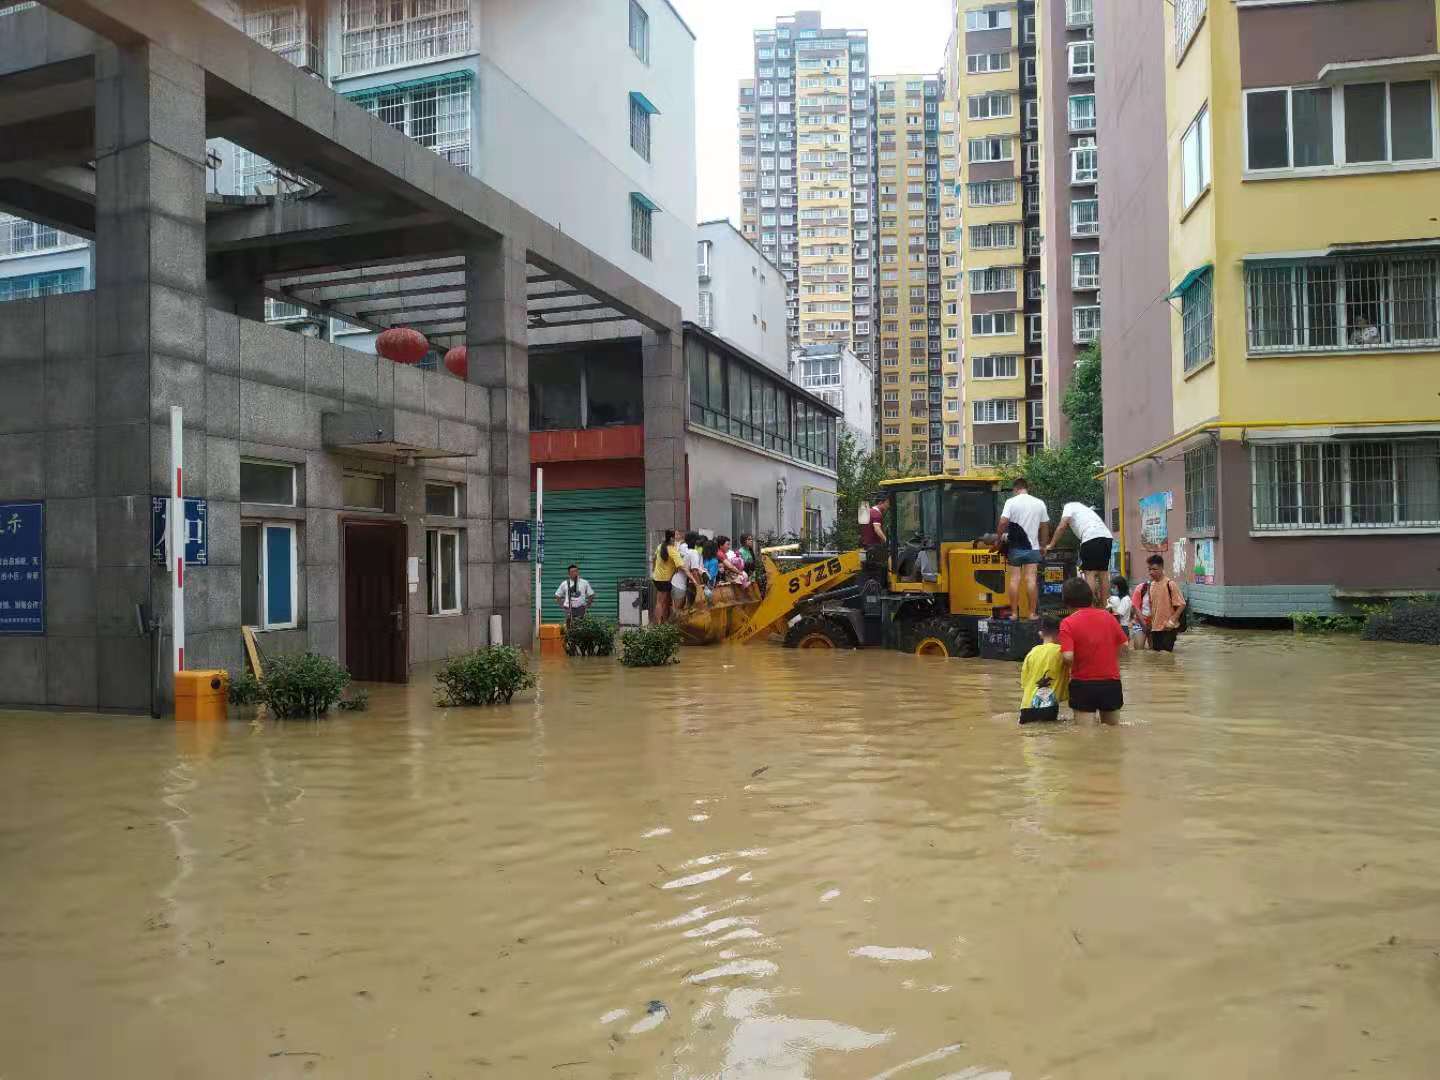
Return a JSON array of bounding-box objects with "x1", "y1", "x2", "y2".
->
[
  {"x1": 901, "y1": 617, "x2": 975, "y2": 658},
  {"x1": 784, "y1": 614, "x2": 857, "y2": 650}
]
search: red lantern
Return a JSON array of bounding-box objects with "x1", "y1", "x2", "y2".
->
[
  {"x1": 443, "y1": 345, "x2": 467, "y2": 379},
  {"x1": 375, "y1": 326, "x2": 428, "y2": 366}
]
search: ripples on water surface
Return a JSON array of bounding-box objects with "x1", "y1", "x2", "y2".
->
[{"x1": 3, "y1": 629, "x2": 1440, "y2": 1078}]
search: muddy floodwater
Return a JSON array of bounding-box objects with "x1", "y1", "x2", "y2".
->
[{"x1": 3, "y1": 629, "x2": 1440, "y2": 1079}]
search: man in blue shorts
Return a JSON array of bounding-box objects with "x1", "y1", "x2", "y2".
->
[{"x1": 996, "y1": 477, "x2": 1049, "y2": 620}]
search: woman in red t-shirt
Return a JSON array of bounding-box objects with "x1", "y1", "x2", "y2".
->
[{"x1": 1058, "y1": 576, "x2": 1129, "y2": 724}]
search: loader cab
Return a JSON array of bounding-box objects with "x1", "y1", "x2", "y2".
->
[{"x1": 881, "y1": 475, "x2": 1002, "y2": 597}]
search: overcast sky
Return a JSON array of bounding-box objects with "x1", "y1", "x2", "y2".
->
[{"x1": 668, "y1": 1, "x2": 953, "y2": 224}]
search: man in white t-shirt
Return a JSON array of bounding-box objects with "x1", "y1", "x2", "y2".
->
[
  {"x1": 996, "y1": 477, "x2": 1049, "y2": 620},
  {"x1": 671, "y1": 532, "x2": 706, "y2": 612},
  {"x1": 1046, "y1": 501, "x2": 1114, "y2": 607}
]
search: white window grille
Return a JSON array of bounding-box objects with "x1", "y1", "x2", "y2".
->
[
  {"x1": 241, "y1": 2, "x2": 323, "y2": 74},
  {"x1": 1067, "y1": 0, "x2": 1094, "y2": 28},
  {"x1": 0, "y1": 214, "x2": 78, "y2": 257},
  {"x1": 340, "y1": 0, "x2": 471, "y2": 76},
  {"x1": 974, "y1": 442, "x2": 1020, "y2": 466},
  {"x1": 1074, "y1": 305, "x2": 1101, "y2": 343},
  {"x1": 1181, "y1": 269, "x2": 1214, "y2": 371},
  {"x1": 698, "y1": 290, "x2": 714, "y2": 329},
  {"x1": 968, "y1": 180, "x2": 1016, "y2": 207},
  {"x1": 1253, "y1": 439, "x2": 1440, "y2": 530},
  {"x1": 1071, "y1": 198, "x2": 1100, "y2": 237},
  {"x1": 1071, "y1": 140, "x2": 1099, "y2": 183},
  {"x1": 1026, "y1": 226, "x2": 1042, "y2": 257},
  {"x1": 1245, "y1": 255, "x2": 1440, "y2": 354},
  {"x1": 1068, "y1": 94, "x2": 1097, "y2": 133},
  {"x1": 1072, "y1": 253, "x2": 1100, "y2": 290},
  {"x1": 969, "y1": 267, "x2": 1017, "y2": 294},
  {"x1": 1175, "y1": 0, "x2": 1206, "y2": 58},
  {"x1": 348, "y1": 74, "x2": 472, "y2": 168},
  {"x1": 969, "y1": 223, "x2": 1017, "y2": 249}
]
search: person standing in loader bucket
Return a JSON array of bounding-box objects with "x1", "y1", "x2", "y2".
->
[
  {"x1": 996, "y1": 477, "x2": 1049, "y2": 620},
  {"x1": 859, "y1": 494, "x2": 889, "y2": 572}
]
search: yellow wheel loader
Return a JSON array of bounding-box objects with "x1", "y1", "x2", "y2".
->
[{"x1": 671, "y1": 475, "x2": 1077, "y2": 659}]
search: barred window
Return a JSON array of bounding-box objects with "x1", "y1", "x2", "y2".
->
[
  {"x1": 969, "y1": 267, "x2": 1017, "y2": 294},
  {"x1": 974, "y1": 398, "x2": 1019, "y2": 423},
  {"x1": 1175, "y1": 0, "x2": 1206, "y2": 57},
  {"x1": 347, "y1": 74, "x2": 473, "y2": 168},
  {"x1": 1073, "y1": 306, "x2": 1101, "y2": 343},
  {"x1": 1184, "y1": 443, "x2": 1217, "y2": 531},
  {"x1": 969, "y1": 223, "x2": 1017, "y2": 249},
  {"x1": 339, "y1": 0, "x2": 471, "y2": 76},
  {"x1": 0, "y1": 214, "x2": 74, "y2": 257},
  {"x1": 1253, "y1": 439, "x2": 1440, "y2": 530},
  {"x1": 974, "y1": 442, "x2": 1021, "y2": 466},
  {"x1": 1245, "y1": 255, "x2": 1440, "y2": 354},
  {"x1": 1071, "y1": 199, "x2": 1099, "y2": 237},
  {"x1": 1181, "y1": 269, "x2": 1214, "y2": 371},
  {"x1": 967, "y1": 180, "x2": 1016, "y2": 207},
  {"x1": 630, "y1": 194, "x2": 654, "y2": 259},
  {"x1": 629, "y1": 94, "x2": 652, "y2": 161}
]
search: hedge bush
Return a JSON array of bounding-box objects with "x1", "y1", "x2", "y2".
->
[
  {"x1": 563, "y1": 614, "x2": 616, "y2": 657},
  {"x1": 435, "y1": 646, "x2": 536, "y2": 706},
  {"x1": 227, "y1": 671, "x2": 261, "y2": 705},
  {"x1": 620, "y1": 624, "x2": 682, "y2": 668},
  {"x1": 258, "y1": 652, "x2": 351, "y2": 718},
  {"x1": 1362, "y1": 598, "x2": 1440, "y2": 646}
]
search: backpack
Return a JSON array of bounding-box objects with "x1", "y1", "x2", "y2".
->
[{"x1": 1139, "y1": 579, "x2": 1189, "y2": 632}]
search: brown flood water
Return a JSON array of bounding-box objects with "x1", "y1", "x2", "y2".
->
[{"x1": 3, "y1": 628, "x2": 1440, "y2": 1079}]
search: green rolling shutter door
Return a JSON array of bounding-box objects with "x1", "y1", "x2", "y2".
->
[{"x1": 532, "y1": 487, "x2": 647, "y2": 624}]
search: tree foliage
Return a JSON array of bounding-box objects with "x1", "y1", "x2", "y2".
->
[
  {"x1": 830, "y1": 427, "x2": 894, "y2": 552},
  {"x1": 996, "y1": 341, "x2": 1106, "y2": 534}
]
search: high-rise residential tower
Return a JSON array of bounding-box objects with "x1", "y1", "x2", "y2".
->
[
  {"x1": 941, "y1": 0, "x2": 1046, "y2": 474},
  {"x1": 739, "y1": 11, "x2": 873, "y2": 367},
  {"x1": 1036, "y1": 0, "x2": 1099, "y2": 444},
  {"x1": 871, "y1": 75, "x2": 945, "y2": 472}
]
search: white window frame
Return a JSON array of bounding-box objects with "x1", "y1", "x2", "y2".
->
[
  {"x1": 1067, "y1": 0, "x2": 1095, "y2": 28},
  {"x1": 971, "y1": 312, "x2": 1017, "y2": 337},
  {"x1": 339, "y1": 0, "x2": 472, "y2": 77},
  {"x1": 1068, "y1": 41, "x2": 1095, "y2": 79},
  {"x1": 245, "y1": 521, "x2": 298, "y2": 631},
  {"x1": 973, "y1": 398, "x2": 1020, "y2": 424},
  {"x1": 425, "y1": 481, "x2": 460, "y2": 518},
  {"x1": 968, "y1": 92, "x2": 1014, "y2": 121},
  {"x1": 1072, "y1": 252, "x2": 1100, "y2": 290},
  {"x1": 629, "y1": 0, "x2": 650, "y2": 64},
  {"x1": 426, "y1": 527, "x2": 463, "y2": 616},
  {"x1": 1024, "y1": 142, "x2": 1041, "y2": 172},
  {"x1": 1068, "y1": 93, "x2": 1097, "y2": 133},
  {"x1": 969, "y1": 223, "x2": 1018, "y2": 249},
  {"x1": 967, "y1": 179, "x2": 1016, "y2": 207},
  {"x1": 967, "y1": 50, "x2": 1011, "y2": 75},
  {"x1": 965, "y1": 8, "x2": 1012, "y2": 31},
  {"x1": 972, "y1": 354, "x2": 1018, "y2": 380},
  {"x1": 1071, "y1": 140, "x2": 1099, "y2": 183},
  {"x1": 1028, "y1": 312, "x2": 1043, "y2": 343},
  {"x1": 1181, "y1": 104, "x2": 1212, "y2": 210},
  {"x1": 1071, "y1": 197, "x2": 1100, "y2": 237},
  {"x1": 1242, "y1": 79, "x2": 1439, "y2": 176},
  {"x1": 1073, "y1": 305, "x2": 1102, "y2": 343},
  {"x1": 968, "y1": 136, "x2": 1014, "y2": 163},
  {"x1": 969, "y1": 267, "x2": 1017, "y2": 293}
]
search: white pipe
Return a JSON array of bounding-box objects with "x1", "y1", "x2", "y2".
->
[
  {"x1": 534, "y1": 466, "x2": 543, "y2": 638},
  {"x1": 170, "y1": 405, "x2": 184, "y2": 674},
  {"x1": 489, "y1": 613, "x2": 503, "y2": 647}
]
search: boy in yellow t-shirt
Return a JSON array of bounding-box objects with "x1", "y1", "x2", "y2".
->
[{"x1": 1019, "y1": 616, "x2": 1069, "y2": 724}]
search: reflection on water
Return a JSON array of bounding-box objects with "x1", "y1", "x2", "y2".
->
[{"x1": 3, "y1": 629, "x2": 1440, "y2": 1078}]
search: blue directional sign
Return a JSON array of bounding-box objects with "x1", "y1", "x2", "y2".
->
[
  {"x1": 0, "y1": 501, "x2": 45, "y2": 635},
  {"x1": 509, "y1": 520, "x2": 532, "y2": 562},
  {"x1": 152, "y1": 497, "x2": 209, "y2": 567}
]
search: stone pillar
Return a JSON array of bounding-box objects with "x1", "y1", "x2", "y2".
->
[
  {"x1": 642, "y1": 326, "x2": 688, "y2": 537},
  {"x1": 465, "y1": 235, "x2": 532, "y2": 649},
  {"x1": 93, "y1": 41, "x2": 207, "y2": 708},
  {"x1": 206, "y1": 255, "x2": 267, "y2": 322}
]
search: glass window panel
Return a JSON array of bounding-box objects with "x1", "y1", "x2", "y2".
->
[
  {"x1": 1291, "y1": 87, "x2": 1333, "y2": 166},
  {"x1": 440, "y1": 531, "x2": 459, "y2": 611},
  {"x1": 241, "y1": 524, "x2": 260, "y2": 627},
  {"x1": 1246, "y1": 90, "x2": 1289, "y2": 169},
  {"x1": 1390, "y1": 80, "x2": 1434, "y2": 161},
  {"x1": 240, "y1": 461, "x2": 295, "y2": 505},
  {"x1": 585, "y1": 346, "x2": 643, "y2": 426},
  {"x1": 343, "y1": 473, "x2": 385, "y2": 510},
  {"x1": 1343, "y1": 82, "x2": 1387, "y2": 163},
  {"x1": 425, "y1": 483, "x2": 458, "y2": 517},
  {"x1": 265, "y1": 525, "x2": 293, "y2": 626},
  {"x1": 529, "y1": 352, "x2": 582, "y2": 429}
]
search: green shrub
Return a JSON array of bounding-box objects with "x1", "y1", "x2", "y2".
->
[
  {"x1": 1291, "y1": 612, "x2": 1364, "y2": 634},
  {"x1": 227, "y1": 671, "x2": 261, "y2": 705},
  {"x1": 563, "y1": 614, "x2": 616, "y2": 657},
  {"x1": 336, "y1": 688, "x2": 369, "y2": 712},
  {"x1": 1362, "y1": 597, "x2": 1440, "y2": 645},
  {"x1": 435, "y1": 646, "x2": 536, "y2": 706},
  {"x1": 620, "y1": 624, "x2": 682, "y2": 668},
  {"x1": 258, "y1": 652, "x2": 351, "y2": 719}
]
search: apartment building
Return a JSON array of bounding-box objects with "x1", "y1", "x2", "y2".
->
[
  {"x1": 1036, "y1": 0, "x2": 1099, "y2": 444},
  {"x1": 738, "y1": 11, "x2": 874, "y2": 366},
  {"x1": 871, "y1": 75, "x2": 945, "y2": 472},
  {"x1": 1099, "y1": 0, "x2": 1440, "y2": 618},
  {"x1": 941, "y1": 0, "x2": 1045, "y2": 474}
]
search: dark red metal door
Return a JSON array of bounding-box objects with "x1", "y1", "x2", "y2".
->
[{"x1": 343, "y1": 521, "x2": 407, "y2": 683}]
